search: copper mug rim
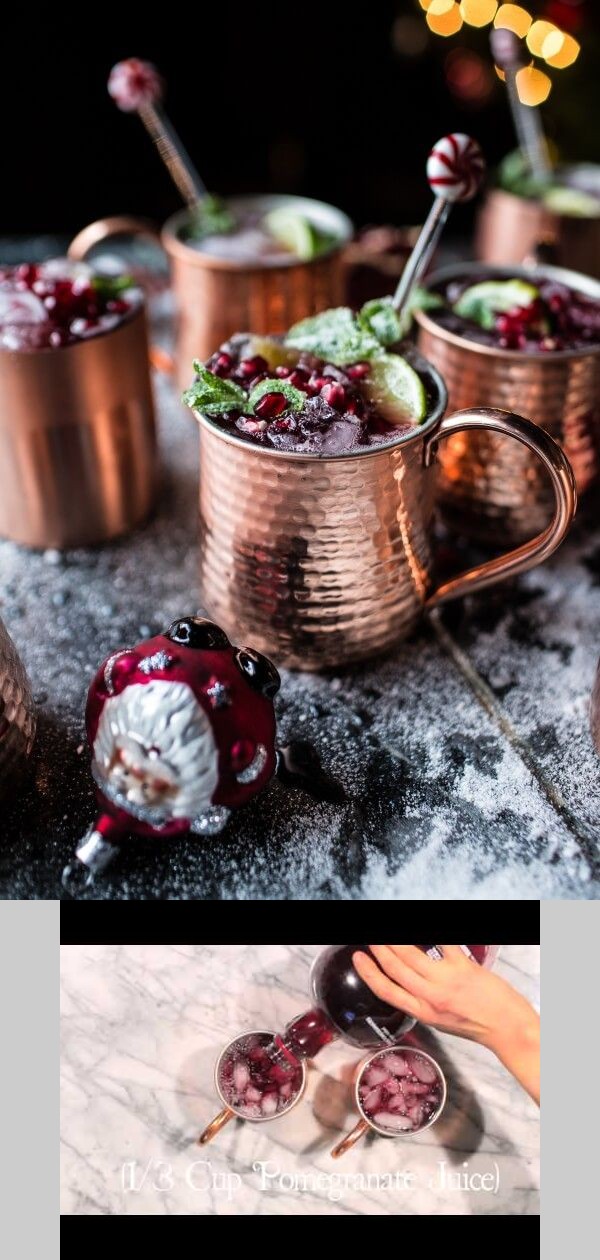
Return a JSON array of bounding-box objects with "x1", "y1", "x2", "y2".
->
[
  {"x1": 214, "y1": 1028, "x2": 308, "y2": 1122},
  {"x1": 192, "y1": 344, "x2": 449, "y2": 462},
  {"x1": 354, "y1": 1046, "x2": 448, "y2": 1138},
  {"x1": 163, "y1": 193, "x2": 354, "y2": 273},
  {"x1": 415, "y1": 260, "x2": 600, "y2": 364}
]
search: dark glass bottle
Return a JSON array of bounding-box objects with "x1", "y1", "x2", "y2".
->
[{"x1": 271, "y1": 944, "x2": 496, "y2": 1065}]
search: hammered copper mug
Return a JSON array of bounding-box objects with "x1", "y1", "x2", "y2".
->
[
  {"x1": 416, "y1": 262, "x2": 600, "y2": 545},
  {"x1": 0, "y1": 298, "x2": 157, "y2": 549},
  {"x1": 69, "y1": 195, "x2": 353, "y2": 391},
  {"x1": 191, "y1": 348, "x2": 576, "y2": 671},
  {"x1": 475, "y1": 186, "x2": 600, "y2": 279}
]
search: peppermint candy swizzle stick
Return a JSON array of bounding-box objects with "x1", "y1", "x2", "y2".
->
[
  {"x1": 490, "y1": 29, "x2": 551, "y2": 183},
  {"x1": 392, "y1": 134, "x2": 485, "y2": 317},
  {"x1": 108, "y1": 58, "x2": 206, "y2": 207}
]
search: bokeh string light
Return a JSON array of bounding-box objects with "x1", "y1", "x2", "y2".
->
[{"x1": 416, "y1": 0, "x2": 582, "y2": 104}]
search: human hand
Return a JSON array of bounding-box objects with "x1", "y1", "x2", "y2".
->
[{"x1": 353, "y1": 946, "x2": 540, "y2": 1104}]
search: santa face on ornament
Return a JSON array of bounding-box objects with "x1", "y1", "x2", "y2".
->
[{"x1": 67, "y1": 617, "x2": 280, "y2": 882}]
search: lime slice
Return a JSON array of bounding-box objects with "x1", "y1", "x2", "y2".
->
[
  {"x1": 363, "y1": 353, "x2": 427, "y2": 426},
  {"x1": 543, "y1": 186, "x2": 600, "y2": 218},
  {"x1": 454, "y1": 279, "x2": 540, "y2": 331},
  {"x1": 263, "y1": 208, "x2": 321, "y2": 260},
  {"x1": 246, "y1": 335, "x2": 299, "y2": 370}
]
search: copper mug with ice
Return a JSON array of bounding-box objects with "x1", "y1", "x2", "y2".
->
[
  {"x1": 198, "y1": 1030, "x2": 308, "y2": 1146},
  {"x1": 331, "y1": 1046, "x2": 447, "y2": 1159}
]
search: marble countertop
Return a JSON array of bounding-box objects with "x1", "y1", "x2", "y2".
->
[{"x1": 60, "y1": 944, "x2": 540, "y2": 1216}]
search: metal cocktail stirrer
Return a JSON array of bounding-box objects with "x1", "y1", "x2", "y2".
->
[
  {"x1": 490, "y1": 29, "x2": 551, "y2": 183},
  {"x1": 392, "y1": 133, "x2": 485, "y2": 319},
  {"x1": 108, "y1": 58, "x2": 206, "y2": 208}
]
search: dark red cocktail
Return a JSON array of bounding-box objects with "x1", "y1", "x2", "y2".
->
[
  {"x1": 358, "y1": 1047, "x2": 446, "y2": 1135},
  {"x1": 217, "y1": 1032, "x2": 304, "y2": 1120},
  {"x1": 0, "y1": 260, "x2": 141, "y2": 351},
  {"x1": 428, "y1": 272, "x2": 600, "y2": 353}
]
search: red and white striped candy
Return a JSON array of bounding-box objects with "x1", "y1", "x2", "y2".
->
[
  {"x1": 108, "y1": 58, "x2": 164, "y2": 112},
  {"x1": 426, "y1": 134, "x2": 485, "y2": 203}
]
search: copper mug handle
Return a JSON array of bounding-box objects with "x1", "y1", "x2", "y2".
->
[
  {"x1": 424, "y1": 407, "x2": 577, "y2": 608},
  {"x1": 197, "y1": 1106, "x2": 236, "y2": 1145},
  {"x1": 68, "y1": 217, "x2": 174, "y2": 375},
  {"x1": 331, "y1": 1119, "x2": 371, "y2": 1159}
]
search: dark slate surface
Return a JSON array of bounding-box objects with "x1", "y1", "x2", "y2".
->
[{"x1": 1, "y1": 242, "x2": 599, "y2": 900}]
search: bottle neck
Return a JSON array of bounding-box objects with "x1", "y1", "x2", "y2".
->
[{"x1": 268, "y1": 1006, "x2": 337, "y2": 1068}]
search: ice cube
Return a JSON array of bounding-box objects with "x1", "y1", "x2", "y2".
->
[
  {"x1": 374, "y1": 1112, "x2": 414, "y2": 1133},
  {"x1": 363, "y1": 1086, "x2": 383, "y2": 1112},
  {"x1": 279, "y1": 1082, "x2": 294, "y2": 1100},
  {"x1": 233, "y1": 1060, "x2": 250, "y2": 1092},
  {"x1": 409, "y1": 1103, "x2": 424, "y2": 1128},
  {"x1": 261, "y1": 1092, "x2": 279, "y2": 1117},
  {"x1": 388, "y1": 1094, "x2": 408, "y2": 1114},
  {"x1": 381, "y1": 1054, "x2": 410, "y2": 1077},
  {"x1": 39, "y1": 258, "x2": 92, "y2": 283},
  {"x1": 320, "y1": 418, "x2": 363, "y2": 454},
  {"x1": 363, "y1": 1066, "x2": 389, "y2": 1088},
  {"x1": 246, "y1": 1086, "x2": 262, "y2": 1103},
  {"x1": 384, "y1": 1078, "x2": 400, "y2": 1095},
  {"x1": 410, "y1": 1056, "x2": 437, "y2": 1085},
  {"x1": 0, "y1": 290, "x2": 47, "y2": 325}
]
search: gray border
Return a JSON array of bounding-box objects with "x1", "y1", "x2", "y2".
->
[
  {"x1": 1, "y1": 902, "x2": 58, "y2": 1251},
  {"x1": 540, "y1": 903, "x2": 595, "y2": 1254}
]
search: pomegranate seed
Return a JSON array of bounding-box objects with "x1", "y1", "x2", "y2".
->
[
  {"x1": 275, "y1": 365, "x2": 291, "y2": 377},
  {"x1": 238, "y1": 355, "x2": 268, "y2": 377},
  {"x1": 347, "y1": 362, "x2": 370, "y2": 379},
  {"x1": 106, "y1": 298, "x2": 129, "y2": 314},
  {"x1": 254, "y1": 391, "x2": 288, "y2": 420},
  {"x1": 345, "y1": 399, "x2": 363, "y2": 416},
  {"x1": 287, "y1": 369, "x2": 309, "y2": 390},
  {"x1": 49, "y1": 329, "x2": 69, "y2": 347},
  {"x1": 212, "y1": 352, "x2": 233, "y2": 376},
  {"x1": 308, "y1": 374, "x2": 329, "y2": 393},
  {"x1": 321, "y1": 382, "x2": 347, "y2": 409},
  {"x1": 236, "y1": 417, "x2": 268, "y2": 435}
]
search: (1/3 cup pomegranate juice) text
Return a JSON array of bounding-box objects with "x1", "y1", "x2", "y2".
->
[
  {"x1": 358, "y1": 1049, "x2": 445, "y2": 1135},
  {"x1": 218, "y1": 1033, "x2": 304, "y2": 1120}
]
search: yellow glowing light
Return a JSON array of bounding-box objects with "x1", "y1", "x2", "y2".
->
[
  {"x1": 494, "y1": 64, "x2": 506, "y2": 81},
  {"x1": 426, "y1": 3, "x2": 463, "y2": 35},
  {"x1": 459, "y1": 0, "x2": 498, "y2": 26},
  {"x1": 426, "y1": 0, "x2": 455, "y2": 14},
  {"x1": 544, "y1": 32, "x2": 580, "y2": 69},
  {"x1": 419, "y1": 0, "x2": 433, "y2": 10},
  {"x1": 526, "y1": 19, "x2": 558, "y2": 58},
  {"x1": 493, "y1": 4, "x2": 532, "y2": 38},
  {"x1": 516, "y1": 65, "x2": 552, "y2": 106}
]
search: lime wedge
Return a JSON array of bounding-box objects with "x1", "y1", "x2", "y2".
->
[
  {"x1": 543, "y1": 186, "x2": 600, "y2": 218},
  {"x1": 263, "y1": 208, "x2": 321, "y2": 260},
  {"x1": 246, "y1": 335, "x2": 299, "y2": 370},
  {"x1": 363, "y1": 353, "x2": 427, "y2": 426},
  {"x1": 454, "y1": 279, "x2": 540, "y2": 330}
]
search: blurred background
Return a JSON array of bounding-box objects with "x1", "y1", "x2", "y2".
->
[{"x1": 3, "y1": 0, "x2": 598, "y2": 236}]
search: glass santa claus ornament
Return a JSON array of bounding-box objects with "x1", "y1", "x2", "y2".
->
[{"x1": 64, "y1": 616, "x2": 280, "y2": 883}]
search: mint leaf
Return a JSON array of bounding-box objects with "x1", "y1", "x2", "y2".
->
[
  {"x1": 92, "y1": 273, "x2": 135, "y2": 297},
  {"x1": 358, "y1": 297, "x2": 403, "y2": 347},
  {"x1": 188, "y1": 194, "x2": 236, "y2": 241},
  {"x1": 285, "y1": 307, "x2": 381, "y2": 366},
  {"x1": 248, "y1": 377, "x2": 306, "y2": 413},
  {"x1": 396, "y1": 286, "x2": 445, "y2": 337},
  {"x1": 182, "y1": 362, "x2": 247, "y2": 415}
]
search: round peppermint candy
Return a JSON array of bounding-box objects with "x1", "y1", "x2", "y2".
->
[
  {"x1": 108, "y1": 58, "x2": 163, "y2": 112},
  {"x1": 426, "y1": 134, "x2": 485, "y2": 204}
]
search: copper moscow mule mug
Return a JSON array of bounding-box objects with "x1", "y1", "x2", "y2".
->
[
  {"x1": 198, "y1": 1030, "x2": 308, "y2": 1146},
  {"x1": 0, "y1": 301, "x2": 157, "y2": 549},
  {"x1": 476, "y1": 186, "x2": 600, "y2": 279},
  {"x1": 416, "y1": 262, "x2": 599, "y2": 545},
  {"x1": 331, "y1": 1047, "x2": 447, "y2": 1159},
  {"x1": 191, "y1": 349, "x2": 576, "y2": 671},
  {"x1": 69, "y1": 195, "x2": 354, "y2": 391},
  {"x1": 0, "y1": 616, "x2": 36, "y2": 798}
]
